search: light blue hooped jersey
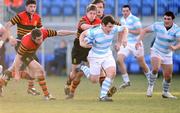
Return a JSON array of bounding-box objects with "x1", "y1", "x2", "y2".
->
[
  {"x1": 120, "y1": 13, "x2": 142, "y2": 44},
  {"x1": 86, "y1": 25, "x2": 125, "y2": 56},
  {"x1": 147, "y1": 22, "x2": 180, "y2": 56}
]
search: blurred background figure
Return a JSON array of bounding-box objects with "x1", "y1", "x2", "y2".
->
[{"x1": 46, "y1": 39, "x2": 67, "y2": 76}]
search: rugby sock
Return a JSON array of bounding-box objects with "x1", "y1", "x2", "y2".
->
[
  {"x1": 0, "y1": 78, "x2": 6, "y2": 86},
  {"x1": 100, "y1": 77, "x2": 112, "y2": 98},
  {"x1": 149, "y1": 72, "x2": 158, "y2": 86},
  {"x1": 38, "y1": 76, "x2": 49, "y2": 96},
  {"x1": 70, "y1": 80, "x2": 80, "y2": 94},
  {"x1": 122, "y1": 73, "x2": 130, "y2": 83},
  {"x1": 19, "y1": 71, "x2": 32, "y2": 80},
  {"x1": 144, "y1": 70, "x2": 151, "y2": 81},
  {"x1": 162, "y1": 79, "x2": 171, "y2": 93},
  {"x1": 80, "y1": 65, "x2": 90, "y2": 78},
  {"x1": 28, "y1": 79, "x2": 35, "y2": 90}
]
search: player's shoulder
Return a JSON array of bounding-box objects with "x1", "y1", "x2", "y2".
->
[
  {"x1": 130, "y1": 14, "x2": 140, "y2": 21},
  {"x1": 17, "y1": 11, "x2": 26, "y2": 16},
  {"x1": 34, "y1": 12, "x2": 41, "y2": 18}
]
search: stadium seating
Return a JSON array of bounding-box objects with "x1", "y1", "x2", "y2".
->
[
  {"x1": 157, "y1": 0, "x2": 167, "y2": 16},
  {"x1": 143, "y1": 0, "x2": 154, "y2": 7},
  {"x1": 168, "y1": 3, "x2": 179, "y2": 15},
  {"x1": 50, "y1": 6, "x2": 61, "y2": 16},
  {"x1": 142, "y1": 5, "x2": 153, "y2": 16},
  {"x1": 41, "y1": 0, "x2": 180, "y2": 17},
  {"x1": 129, "y1": 63, "x2": 140, "y2": 74},
  {"x1": 63, "y1": 0, "x2": 76, "y2": 16},
  {"x1": 42, "y1": 6, "x2": 49, "y2": 16},
  {"x1": 79, "y1": 0, "x2": 91, "y2": 16},
  {"x1": 104, "y1": 6, "x2": 114, "y2": 15},
  {"x1": 173, "y1": 63, "x2": 179, "y2": 73},
  {"x1": 63, "y1": 6, "x2": 76, "y2": 16},
  {"x1": 105, "y1": 0, "x2": 115, "y2": 8}
]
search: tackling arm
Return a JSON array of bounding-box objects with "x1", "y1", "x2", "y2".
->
[{"x1": 57, "y1": 30, "x2": 76, "y2": 36}]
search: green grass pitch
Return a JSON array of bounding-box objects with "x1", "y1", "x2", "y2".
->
[{"x1": 0, "y1": 75, "x2": 180, "y2": 113}]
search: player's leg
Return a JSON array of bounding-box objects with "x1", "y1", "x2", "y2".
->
[
  {"x1": 100, "y1": 56, "x2": 116, "y2": 101},
  {"x1": 64, "y1": 64, "x2": 79, "y2": 99},
  {"x1": 136, "y1": 56, "x2": 151, "y2": 81},
  {"x1": 28, "y1": 60, "x2": 55, "y2": 100},
  {"x1": 146, "y1": 53, "x2": 161, "y2": 97},
  {"x1": 99, "y1": 68, "x2": 117, "y2": 97},
  {"x1": 64, "y1": 45, "x2": 79, "y2": 96},
  {"x1": 117, "y1": 46, "x2": 131, "y2": 89},
  {"x1": 134, "y1": 45, "x2": 151, "y2": 81},
  {"x1": 161, "y1": 57, "x2": 177, "y2": 99},
  {"x1": 26, "y1": 54, "x2": 40, "y2": 95}
]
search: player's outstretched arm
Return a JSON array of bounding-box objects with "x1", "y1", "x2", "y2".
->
[
  {"x1": 57, "y1": 30, "x2": 76, "y2": 36},
  {"x1": 5, "y1": 21, "x2": 17, "y2": 46},
  {"x1": 135, "y1": 27, "x2": 152, "y2": 49}
]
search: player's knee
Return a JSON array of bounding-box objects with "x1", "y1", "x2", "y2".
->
[
  {"x1": 152, "y1": 69, "x2": 158, "y2": 74},
  {"x1": 89, "y1": 76, "x2": 98, "y2": 83},
  {"x1": 35, "y1": 69, "x2": 45, "y2": 76},
  {"x1": 164, "y1": 72, "x2": 172, "y2": 79}
]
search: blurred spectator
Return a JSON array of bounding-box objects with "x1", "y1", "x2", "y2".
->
[{"x1": 47, "y1": 40, "x2": 67, "y2": 76}]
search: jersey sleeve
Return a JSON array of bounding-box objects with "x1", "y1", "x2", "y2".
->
[
  {"x1": 42, "y1": 28, "x2": 57, "y2": 39},
  {"x1": 147, "y1": 22, "x2": 157, "y2": 32},
  {"x1": 133, "y1": 18, "x2": 142, "y2": 29},
  {"x1": 10, "y1": 15, "x2": 21, "y2": 25},
  {"x1": 175, "y1": 27, "x2": 180, "y2": 39},
  {"x1": 78, "y1": 18, "x2": 86, "y2": 29}
]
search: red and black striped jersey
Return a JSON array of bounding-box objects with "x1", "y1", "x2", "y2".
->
[
  {"x1": 10, "y1": 11, "x2": 42, "y2": 39},
  {"x1": 17, "y1": 28, "x2": 57, "y2": 56},
  {"x1": 77, "y1": 16, "x2": 101, "y2": 38}
]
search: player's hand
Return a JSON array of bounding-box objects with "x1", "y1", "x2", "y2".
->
[
  {"x1": 80, "y1": 39, "x2": 92, "y2": 48},
  {"x1": 122, "y1": 39, "x2": 127, "y2": 47},
  {"x1": 135, "y1": 41, "x2": 142, "y2": 50},
  {"x1": 84, "y1": 39, "x2": 92, "y2": 48},
  {"x1": 169, "y1": 45, "x2": 176, "y2": 51},
  {"x1": 114, "y1": 42, "x2": 121, "y2": 52},
  {"x1": 9, "y1": 36, "x2": 17, "y2": 46}
]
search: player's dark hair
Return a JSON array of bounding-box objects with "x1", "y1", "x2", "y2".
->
[
  {"x1": 91, "y1": 0, "x2": 105, "y2": 8},
  {"x1": 31, "y1": 28, "x2": 42, "y2": 40},
  {"x1": 102, "y1": 15, "x2": 115, "y2": 25},
  {"x1": 164, "y1": 11, "x2": 175, "y2": 20},
  {"x1": 86, "y1": 4, "x2": 97, "y2": 13},
  {"x1": 26, "y1": 0, "x2": 36, "y2": 6},
  {"x1": 122, "y1": 5, "x2": 131, "y2": 11}
]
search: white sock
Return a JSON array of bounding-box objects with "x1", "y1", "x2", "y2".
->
[
  {"x1": 144, "y1": 70, "x2": 151, "y2": 81},
  {"x1": 80, "y1": 65, "x2": 90, "y2": 78},
  {"x1": 100, "y1": 77, "x2": 112, "y2": 98},
  {"x1": 149, "y1": 71, "x2": 157, "y2": 86},
  {"x1": 122, "y1": 73, "x2": 130, "y2": 83},
  {"x1": 162, "y1": 79, "x2": 170, "y2": 93}
]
